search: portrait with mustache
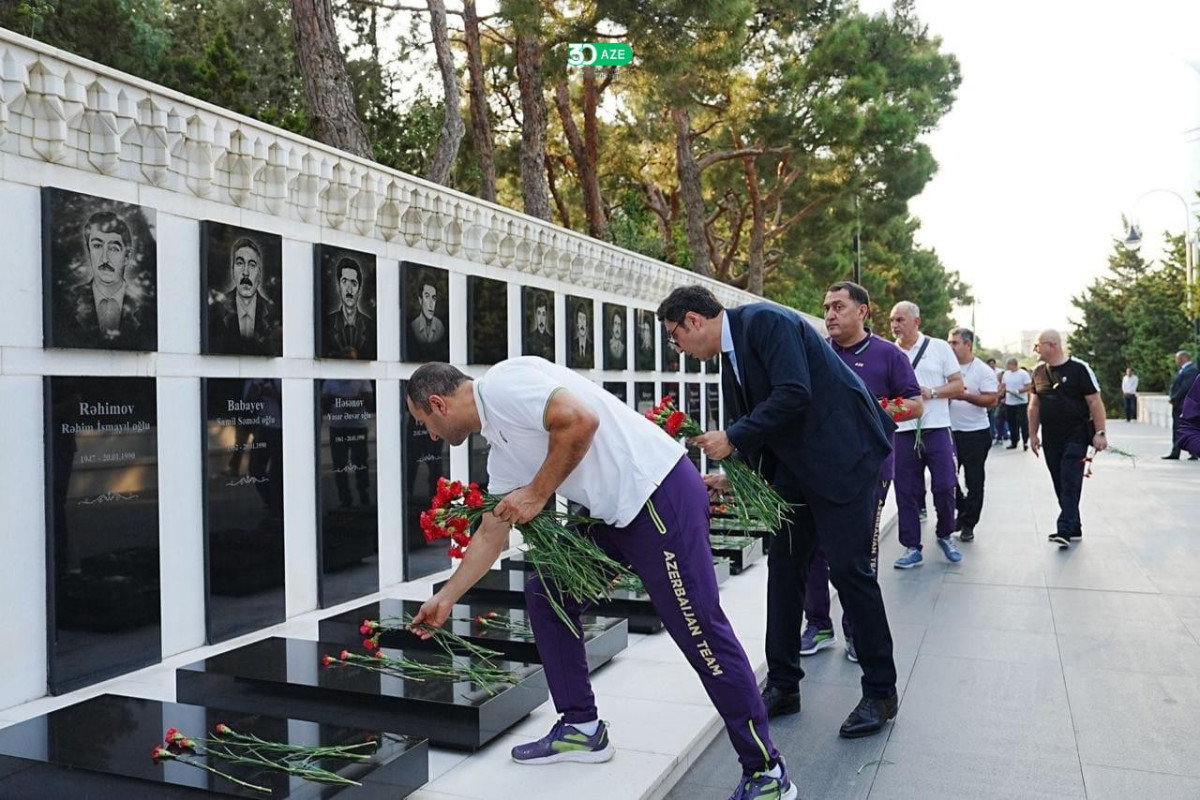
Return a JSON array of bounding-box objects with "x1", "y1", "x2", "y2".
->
[
  {"x1": 203, "y1": 223, "x2": 282, "y2": 356},
  {"x1": 522, "y1": 287, "x2": 554, "y2": 359},
  {"x1": 47, "y1": 189, "x2": 157, "y2": 351},
  {"x1": 319, "y1": 248, "x2": 376, "y2": 361}
]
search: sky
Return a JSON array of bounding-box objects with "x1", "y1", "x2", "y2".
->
[{"x1": 859, "y1": 0, "x2": 1200, "y2": 353}]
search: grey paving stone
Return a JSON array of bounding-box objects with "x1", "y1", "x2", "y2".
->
[
  {"x1": 916, "y1": 623, "x2": 1061, "y2": 665},
  {"x1": 868, "y1": 739, "x2": 1086, "y2": 799},
  {"x1": 1057, "y1": 627, "x2": 1200, "y2": 677},
  {"x1": 1083, "y1": 764, "x2": 1200, "y2": 799},
  {"x1": 1065, "y1": 666, "x2": 1200, "y2": 779},
  {"x1": 928, "y1": 582, "x2": 1054, "y2": 634},
  {"x1": 888, "y1": 654, "x2": 1077, "y2": 763},
  {"x1": 1049, "y1": 587, "x2": 1187, "y2": 636}
]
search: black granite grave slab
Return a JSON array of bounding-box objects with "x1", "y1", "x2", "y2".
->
[
  {"x1": 318, "y1": 598, "x2": 628, "y2": 672},
  {"x1": 176, "y1": 637, "x2": 547, "y2": 751},
  {"x1": 45, "y1": 376, "x2": 161, "y2": 694},
  {"x1": 448, "y1": 565, "x2": 664, "y2": 634},
  {"x1": 710, "y1": 535, "x2": 763, "y2": 574},
  {"x1": 203, "y1": 378, "x2": 285, "y2": 643},
  {"x1": 0, "y1": 694, "x2": 427, "y2": 799},
  {"x1": 401, "y1": 380, "x2": 450, "y2": 581}
]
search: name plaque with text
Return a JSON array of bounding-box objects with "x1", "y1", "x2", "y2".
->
[{"x1": 44, "y1": 376, "x2": 160, "y2": 694}]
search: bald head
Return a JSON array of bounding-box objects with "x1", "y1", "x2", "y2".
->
[{"x1": 1035, "y1": 329, "x2": 1066, "y2": 365}]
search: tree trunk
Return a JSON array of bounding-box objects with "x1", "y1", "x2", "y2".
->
[
  {"x1": 546, "y1": 155, "x2": 572, "y2": 229},
  {"x1": 462, "y1": 0, "x2": 496, "y2": 202},
  {"x1": 515, "y1": 31, "x2": 551, "y2": 221},
  {"x1": 424, "y1": 0, "x2": 465, "y2": 186},
  {"x1": 737, "y1": 134, "x2": 765, "y2": 295},
  {"x1": 553, "y1": 77, "x2": 606, "y2": 238},
  {"x1": 290, "y1": 0, "x2": 372, "y2": 159},
  {"x1": 672, "y1": 105, "x2": 710, "y2": 276}
]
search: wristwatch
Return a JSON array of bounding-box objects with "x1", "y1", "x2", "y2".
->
[
  {"x1": 931, "y1": 387, "x2": 938, "y2": 399},
  {"x1": 1095, "y1": 430, "x2": 1106, "y2": 437}
]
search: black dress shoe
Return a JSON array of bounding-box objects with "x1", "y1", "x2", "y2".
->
[
  {"x1": 761, "y1": 686, "x2": 801, "y2": 718},
  {"x1": 1005, "y1": 444, "x2": 1017, "y2": 450},
  {"x1": 839, "y1": 692, "x2": 898, "y2": 738},
  {"x1": 1162, "y1": 454, "x2": 1181, "y2": 460}
]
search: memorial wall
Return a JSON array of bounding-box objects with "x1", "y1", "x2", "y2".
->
[{"x1": 0, "y1": 29, "x2": 797, "y2": 709}]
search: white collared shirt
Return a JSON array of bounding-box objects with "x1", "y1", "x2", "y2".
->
[
  {"x1": 475, "y1": 357, "x2": 684, "y2": 527},
  {"x1": 896, "y1": 333, "x2": 959, "y2": 432},
  {"x1": 950, "y1": 357, "x2": 999, "y2": 432},
  {"x1": 91, "y1": 281, "x2": 126, "y2": 331},
  {"x1": 235, "y1": 294, "x2": 258, "y2": 338},
  {"x1": 720, "y1": 312, "x2": 740, "y2": 384}
]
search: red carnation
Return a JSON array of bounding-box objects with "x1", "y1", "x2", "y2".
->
[
  {"x1": 152, "y1": 744, "x2": 168, "y2": 760},
  {"x1": 437, "y1": 476, "x2": 449, "y2": 492},
  {"x1": 359, "y1": 622, "x2": 372, "y2": 635},
  {"x1": 474, "y1": 615, "x2": 485, "y2": 624},
  {"x1": 215, "y1": 723, "x2": 231, "y2": 735},
  {"x1": 452, "y1": 530, "x2": 472, "y2": 547},
  {"x1": 665, "y1": 410, "x2": 687, "y2": 436},
  {"x1": 449, "y1": 480, "x2": 463, "y2": 497},
  {"x1": 363, "y1": 638, "x2": 376, "y2": 650},
  {"x1": 164, "y1": 727, "x2": 179, "y2": 743},
  {"x1": 448, "y1": 544, "x2": 466, "y2": 559},
  {"x1": 465, "y1": 490, "x2": 485, "y2": 509},
  {"x1": 322, "y1": 654, "x2": 333, "y2": 667},
  {"x1": 449, "y1": 516, "x2": 470, "y2": 533},
  {"x1": 339, "y1": 649, "x2": 351, "y2": 661}
]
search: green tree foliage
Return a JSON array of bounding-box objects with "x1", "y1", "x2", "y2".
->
[{"x1": 1069, "y1": 232, "x2": 1191, "y2": 412}]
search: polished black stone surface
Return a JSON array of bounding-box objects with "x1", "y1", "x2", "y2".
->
[
  {"x1": 203, "y1": 378, "x2": 285, "y2": 643},
  {"x1": 200, "y1": 222, "x2": 284, "y2": 357},
  {"x1": 315, "y1": 245, "x2": 377, "y2": 361},
  {"x1": 45, "y1": 376, "x2": 161, "y2": 695},
  {"x1": 176, "y1": 637, "x2": 547, "y2": 751},
  {"x1": 401, "y1": 381, "x2": 450, "y2": 580},
  {"x1": 400, "y1": 262, "x2": 449, "y2": 363},
  {"x1": 566, "y1": 295, "x2": 594, "y2": 369},
  {"x1": 602, "y1": 381, "x2": 628, "y2": 404},
  {"x1": 317, "y1": 380, "x2": 379, "y2": 608},
  {"x1": 634, "y1": 382, "x2": 655, "y2": 414},
  {"x1": 634, "y1": 310, "x2": 656, "y2": 372},
  {"x1": 710, "y1": 535, "x2": 763, "y2": 575},
  {"x1": 0, "y1": 694, "x2": 427, "y2": 799},
  {"x1": 319, "y1": 598, "x2": 628, "y2": 672},
  {"x1": 601, "y1": 303, "x2": 627, "y2": 370},
  {"x1": 684, "y1": 382, "x2": 702, "y2": 469},
  {"x1": 437, "y1": 566, "x2": 664, "y2": 634},
  {"x1": 685, "y1": 353, "x2": 702, "y2": 373},
  {"x1": 661, "y1": 329, "x2": 680, "y2": 372},
  {"x1": 521, "y1": 287, "x2": 555, "y2": 359},
  {"x1": 467, "y1": 275, "x2": 508, "y2": 365}
]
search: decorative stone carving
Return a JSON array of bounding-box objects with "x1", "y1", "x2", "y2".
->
[
  {"x1": 321, "y1": 160, "x2": 353, "y2": 228},
  {"x1": 258, "y1": 141, "x2": 289, "y2": 214},
  {"x1": 215, "y1": 128, "x2": 263, "y2": 207},
  {"x1": 171, "y1": 113, "x2": 214, "y2": 197},
  {"x1": 350, "y1": 171, "x2": 378, "y2": 236},
  {"x1": 479, "y1": 210, "x2": 500, "y2": 265},
  {"x1": 290, "y1": 151, "x2": 323, "y2": 223},
  {"x1": 444, "y1": 201, "x2": 464, "y2": 256},
  {"x1": 377, "y1": 180, "x2": 402, "y2": 241},
  {"x1": 401, "y1": 186, "x2": 424, "y2": 247},
  {"x1": 72, "y1": 80, "x2": 120, "y2": 174},
  {"x1": 11, "y1": 59, "x2": 68, "y2": 162},
  {"x1": 422, "y1": 192, "x2": 444, "y2": 252},
  {"x1": 497, "y1": 218, "x2": 516, "y2": 268}
]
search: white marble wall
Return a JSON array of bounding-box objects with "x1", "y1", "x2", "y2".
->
[{"x1": 0, "y1": 29, "x2": 805, "y2": 710}]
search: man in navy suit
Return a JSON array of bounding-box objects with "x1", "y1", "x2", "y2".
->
[
  {"x1": 657, "y1": 285, "x2": 900, "y2": 738},
  {"x1": 1163, "y1": 350, "x2": 1199, "y2": 460}
]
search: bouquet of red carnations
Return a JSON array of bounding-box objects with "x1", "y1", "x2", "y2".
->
[
  {"x1": 880, "y1": 395, "x2": 922, "y2": 452},
  {"x1": 645, "y1": 395, "x2": 789, "y2": 530},
  {"x1": 421, "y1": 477, "x2": 636, "y2": 636}
]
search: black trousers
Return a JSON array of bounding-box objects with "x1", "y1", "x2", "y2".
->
[
  {"x1": 953, "y1": 428, "x2": 991, "y2": 532},
  {"x1": 1005, "y1": 404, "x2": 1029, "y2": 446},
  {"x1": 766, "y1": 479, "x2": 897, "y2": 699},
  {"x1": 1041, "y1": 436, "x2": 1088, "y2": 536},
  {"x1": 1169, "y1": 402, "x2": 1183, "y2": 456},
  {"x1": 1123, "y1": 394, "x2": 1137, "y2": 422}
]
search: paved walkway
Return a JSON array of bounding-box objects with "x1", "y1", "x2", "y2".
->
[{"x1": 670, "y1": 420, "x2": 1200, "y2": 800}]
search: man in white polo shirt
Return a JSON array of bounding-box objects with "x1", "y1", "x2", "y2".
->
[
  {"x1": 947, "y1": 328, "x2": 999, "y2": 542},
  {"x1": 890, "y1": 302, "x2": 964, "y2": 568},
  {"x1": 407, "y1": 359, "x2": 795, "y2": 800}
]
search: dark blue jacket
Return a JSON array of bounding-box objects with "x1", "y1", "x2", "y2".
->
[
  {"x1": 724, "y1": 303, "x2": 894, "y2": 504},
  {"x1": 1169, "y1": 360, "x2": 1198, "y2": 405}
]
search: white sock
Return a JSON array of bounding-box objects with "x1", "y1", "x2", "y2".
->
[
  {"x1": 571, "y1": 719, "x2": 600, "y2": 736},
  {"x1": 766, "y1": 762, "x2": 782, "y2": 778}
]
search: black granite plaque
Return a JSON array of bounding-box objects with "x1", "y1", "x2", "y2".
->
[
  {"x1": 401, "y1": 381, "x2": 450, "y2": 580},
  {"x1": 684, "y1": 382, "x2": 702, "y2": 469},
  {"x1": 602, "y1": 382, "x2": 628, "y2": 404},
  {"x1": 634, "y1": 310, "x2": 656, "y2": 372},
  {"x1": 315, "y1": 245, "x2": 377, "y2": 361},
  {"x1": 45, "y1": 377, "x2": 160, "y2": 694},
  {"x1": 601, "y1": 303, "x2": 627, "y2": 370},
  {"x1": 319, "y1": 598, "x2": 628, "y2": 673},
  {"x1": 317, "y1": 380, "x2": 379, "y2": 608},
  {"x1": 203, "y1": 379, "x2": 285, "y2": 643},
  {"x1": 661, "y1": 381, "x2": 679, "y2": 409},
  {"x1": 635, "y1": 382, "x2": 655, "y2": 414},
  {"x1": 661, "y1": 327, "x2": 680, "y2": 372},
  {"x1": 709, "y1": 534, "x2": 764, "y2": 574},
  {"x1": 706, "y1": 382, "x2": 722, "y2": 473},
  {"x1": 0, "y1": 694, "x2": 428, "y2": 799},
  {"x1": 706, "y1": 354, "x2": 721, "y2": 374},
  {"x1": 435, "y1": 568, "x2": 664, "y2": 634},
  {"x1": 400, "y1": 262, "x2": 449, "y2": 362},
  {"x1": 42, "y1": 188, "x2": 157, "y2": 352},
  {"x1": 466, "y1": 275, "x2": 508, "y2": 364},
  {"x1": 521, "y1": 287, "x2": 555, "y2": 359},
  {"x1": 176, "y1": 637, "x2": 548, "y2": 750},
  {"x1": 685, "y1": 352, "x2": 702, "y2": 373},
  {"x1": 200, "y1": 222, "x2": 283, "y2": 357},
  {"x1": 566, "y1": 295, "x2": 594, "y2": 369}
]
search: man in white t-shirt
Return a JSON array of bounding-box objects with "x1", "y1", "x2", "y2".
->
[
  {"x1": 406, "y1": 359, "x2": 794, "y2": 800},
  {"x1": 1121, "y1": 368, "x2": 1139, "y2": 422},
  {"x1": 948, "y1": 328, "x2": 999, "y2": 542},
  {"x1": 1001, "y1": 358, "x2": 1032, "y2": 450},
  {"x1": 890, "y1": 302, "x2": 965, "y2": 568}
]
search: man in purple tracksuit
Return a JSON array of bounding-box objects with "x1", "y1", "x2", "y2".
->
[
  {"x1": 407, "y1": 359, "x2": 795, "y2": 800},
  {"x1": 890, "y1": 302, "x2": 965, "y2": 569},
  {"x1": 802, "y1": 283, "x2": 922, "y2": 662},
  {"x1": 1179, "y1": 374, "x2": 1200, "y2": 457}
]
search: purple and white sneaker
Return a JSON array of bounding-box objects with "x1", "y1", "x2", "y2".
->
[
  {"x1": 728, "y1": 756, "x2": 798, "y2": 800},
  {"x1": 511, "y1": 718, "x2": 615, "y2": 765}
]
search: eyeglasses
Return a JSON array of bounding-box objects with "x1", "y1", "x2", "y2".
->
[{"x1": 666, "y1": 320, "x2": 683, "y2": 350}]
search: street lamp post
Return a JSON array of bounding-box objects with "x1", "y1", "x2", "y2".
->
[{"x1": 1122, "y1": 188, "x2": 1199, "y2": 351}]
